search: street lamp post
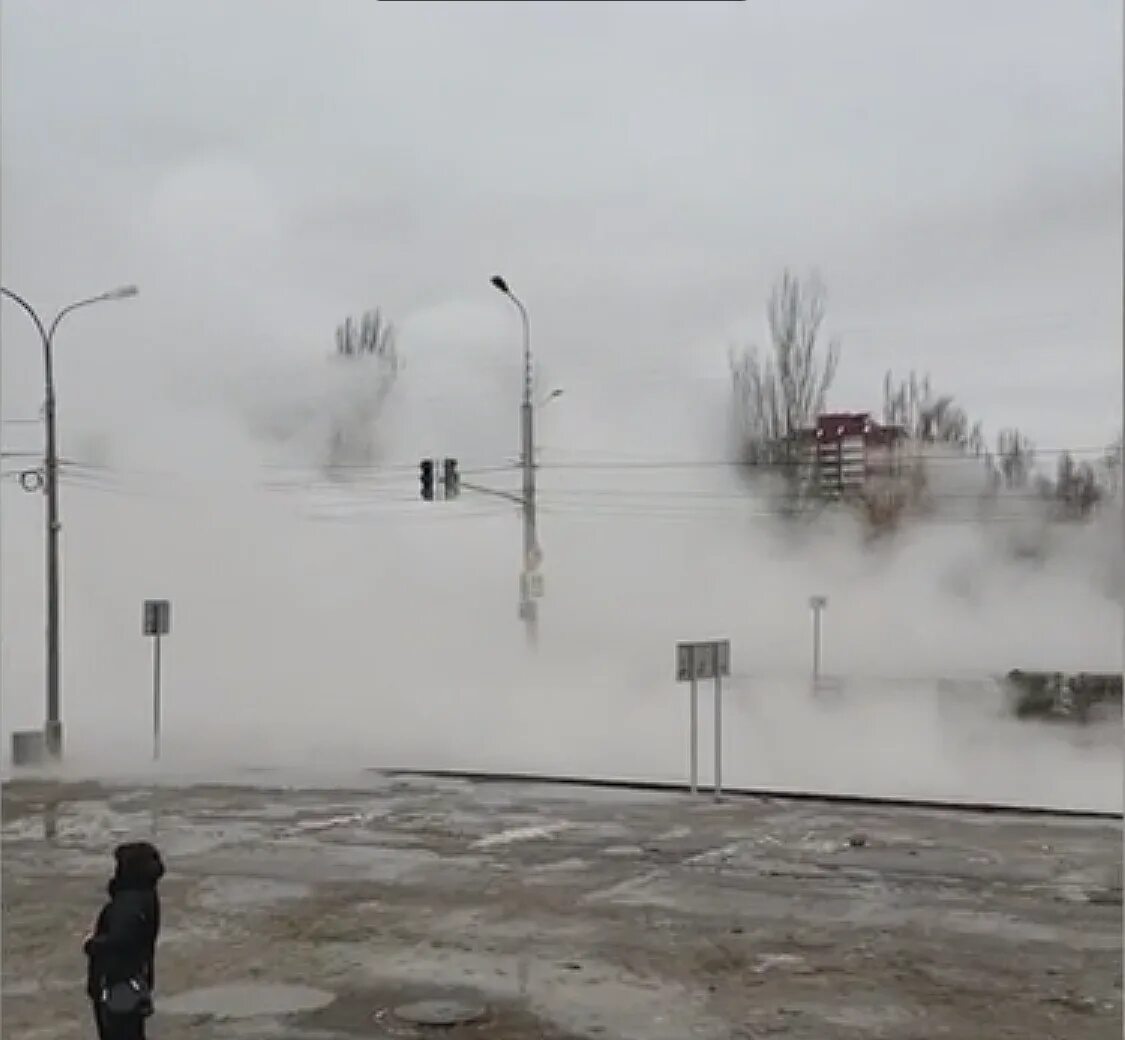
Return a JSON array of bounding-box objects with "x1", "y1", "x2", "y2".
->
[
  {"x1": 490, "y1": 274, "x2": 540, "y2": 649},
  {"x1": 1, "y1": 284, "x2": 138, "y2": 759}
]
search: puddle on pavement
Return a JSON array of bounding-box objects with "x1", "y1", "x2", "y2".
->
[
  {"x1": 821, "y1": 1001, "x2": 917, "y2": 1030},
  {"x1": 195, "y1": 876, "x2": 311, "y2": 911},
  {"x1": 206, "y1": 843, "x2": 440, "y2": 884},
  {"x1": 2, "y1": 979, "x2": 41, "y2": 997},
  {"x1": 162, "y1": 982, "x2": 334, "y2": 1019}
]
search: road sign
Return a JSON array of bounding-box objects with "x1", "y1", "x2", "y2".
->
[
  {"x1": 675, "y1": 640, "x2": 730, "y2": 682},
  {"x1": 520, "y1": 571, "x2": 546, "y2": 601},
  {"x1": 143, "y1": 599, "x2": 171, "y2": 636},
  {"x1": 675, "y1": 639, "x2": 731, "y2": 803}
]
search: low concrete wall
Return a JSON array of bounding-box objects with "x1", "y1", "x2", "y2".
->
[
  {"x1": 10, "y1": 730, "x2": 47, "y2": 767},
  {"x1": 1003, "y1": 671, "x2": 1123, "y2": 724}
]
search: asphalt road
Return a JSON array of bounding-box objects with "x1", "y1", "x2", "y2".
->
[{"x1": 2, "y1": 775, "x2": 1121, "y2": 1039}]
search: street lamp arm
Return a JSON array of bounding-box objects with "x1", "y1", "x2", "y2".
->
[
  {"x1": 0, "y1": 281, "x2": 137, "y2": 760},
  {"x1": 46, "y1": 288, "x2": 135, "y2": 343},
  {"x1": 505, "y1": 289, "x2": 529, "y2": 330},
  {"x1": 1, "y1": 287, "x2": 50, "y2": 350},
  {"x1": 506, "y1": 292, "x2": 531, "y2": 404},
  {"x1": 4, "y1": 284, "x2": 138, "y2": 352},
  {"x1": 489, "y1": 275, "x2": 532, "y2": 403}
]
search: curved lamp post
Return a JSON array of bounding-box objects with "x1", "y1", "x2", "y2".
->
[
  {"x1": 1, "y1": 284, "x2": 138, "y2": 758},
  {"x1": 490, "y1": 274, "x2": 541, "y2": 647}
]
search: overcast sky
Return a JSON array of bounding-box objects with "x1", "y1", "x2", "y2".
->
[
  {"x1": 1, "y1": 3, "x2": 1122, "y2": 789},
  {"x1": 2, "y1": 0, "x2": 1121, "y2": 452}
]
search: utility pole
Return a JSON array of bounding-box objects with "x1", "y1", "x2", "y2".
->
[
  {"x1": 491, "y1": 275, "x2": 540, "y2": 649},
  {"x1": 1, "y1": 284, "x2": 138, "y2": 759}
]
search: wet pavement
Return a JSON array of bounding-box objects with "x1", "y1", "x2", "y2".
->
[{"x1": 2, "y1": 774, "x2": 1121, "y2": 1038}]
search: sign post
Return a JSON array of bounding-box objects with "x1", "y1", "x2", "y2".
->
[
  {"x1": 143, "y1": 600, "x2": 171, "y2": 761},
  {"x1": 676, "y1": 639, "x2": 731, "y2": 801},
  {"x1": 690, "y1": 672, "x2": 698, "y2": 795},
  {"x1": 809, "y1": 595, "x2": 828, "y2": 684},
  {"x1": 715, "y1": 664, "x2": 723, "y2": 801}
]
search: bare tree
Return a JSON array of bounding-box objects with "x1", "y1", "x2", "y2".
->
[
  {"x1": 994, "y1": 428, "x2": 1035, "y2": 489},
  {"x1": 881, "y1": 370, "x2": 983, "y2": 452},
  {"x1": 1103, "y1": 434, "x2": 1123, "y2": 500},
  {"x1": 1030, "y1": 449, "x2": 1112, "y2": 520},
  {"x1": 326, "y1": 307, "x2": 401, "y2": 473},
  {"x1": 731, "y1": 270, "x2": 840, "y2": 467},
  {"x1": 1058, "y1": 453, "x2": 1101, "y2": 516},
  {"x1": 335, "y1": 307, "x2": 399, "y2": 365}
]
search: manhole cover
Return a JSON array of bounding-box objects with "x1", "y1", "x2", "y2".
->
[{"x1": 392, "y1": 999, "x2": 487, "y2": 1026}]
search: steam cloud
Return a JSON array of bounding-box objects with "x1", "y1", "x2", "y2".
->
[{"x1": 2, "y1": 301, "x2": 1119, "y2": 812}]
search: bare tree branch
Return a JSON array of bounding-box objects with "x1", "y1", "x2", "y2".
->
[
  {"x1": 335, "y1": 306, "x2": 399, "y2": 368},
  {"x1": 881, "y1": 369, "x2": 975, "y2": 448},
  {"x1": 325, "y1": 306, "x2": 401, "y2": 475},
  {"x1": 731, "y1": 269, "x2": 840, "y2": 467}
]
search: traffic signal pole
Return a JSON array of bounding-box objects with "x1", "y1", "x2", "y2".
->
[
  {"x1": 519, "y1": 383, "x2": 539, "y2": 649},
  {"x1": 419, "y1": 275, "x2": 542, "y2": 653},
  {"x1": 490, "y1": 276, "x2": 539, "y2": 650},
  {"x1": 420, "y1": 465, "x2": 541, "y2": 648}
]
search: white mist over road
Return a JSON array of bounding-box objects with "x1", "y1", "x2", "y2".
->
[
  {"x1": 1, "y1": 2, "x2": 1120, "y2": 810},
  {"x1": 1, "y1": 305, "x2": 1119, "y2": 811}
]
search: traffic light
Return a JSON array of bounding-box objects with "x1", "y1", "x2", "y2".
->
[
  {"x1": 443, "y1": 457, "x2": 460, "y2": 499},
  {"x1": 419, "y1": 458, "x2": 434, "y2": 501}
]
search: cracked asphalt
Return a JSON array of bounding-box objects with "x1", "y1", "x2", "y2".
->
[{"x1": 2, "y1": 774, "x2": 1121, "y2": 1039}]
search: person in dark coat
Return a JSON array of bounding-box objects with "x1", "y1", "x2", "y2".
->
[{"x1": 84, "y1": 841, "x2": 164, "y2": 1040}]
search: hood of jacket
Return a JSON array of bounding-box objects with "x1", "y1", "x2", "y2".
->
[{"x1": 107, "y1": 841, "x2": 164, "y2": 896}]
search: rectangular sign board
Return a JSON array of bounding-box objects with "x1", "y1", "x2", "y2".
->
[
  {"x1": 676, "y1": 643, "x2": 692, "y2": 681},
  {"x1": 676, "y1": 639, "x2": 730, "y2": 682},
  {"x1": 716, "y1": 639, "x2": 730, "y2": 677},
  {"x1": 143, "y1": 599, "x2": 171, "y2": 637}
]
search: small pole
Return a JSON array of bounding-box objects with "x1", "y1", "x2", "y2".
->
[
  {"x1": 713, "y1": 671, "x2": 723, "y2": 802},
  {"x1": 689, "y1": 675, "x2": 698, "y2": 795},
  {"x1": 152, "y1": 633, "x2": 162, "y2": 761},
  {"x1": 813, "y1": 608, "x2": 821, "y2": 681},
  {"x1": 809, "y1": 595, "x2": 827, "y2": 686}
]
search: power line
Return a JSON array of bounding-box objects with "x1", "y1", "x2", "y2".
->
[
  {"x1": 45, "y1": 470, "x2": 1116, "y2": 528},
  {"x1": 48, "y1": 458, "x2": 1121, "y2": 502},
  {"x1": 532, "y1": 448, "x2": 1116, "y2": 471},
  {"x1": 4, "y1": 437, "x2": 1114, "y2": 520},
  {"x1": 2, "y1": 439, "x2": 1116, "y2": 481},
  {"x1": 535, "y1": 503, "x2": 1089, "y2": 527},
  {"x1": 535, "y1": 486, "x2": 1093, "y2": 503},
  {"x1": 265, "y1": 445, "x2": 1118, "y2": 478}
]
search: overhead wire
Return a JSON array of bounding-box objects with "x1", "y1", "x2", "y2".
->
[
  {"x1": 43, "y1": 478, "x2": 1112, "y2": 529},
  {"x1": 537, "y1": 506, "x2": 1064, "y2": 527},
  {"x1": 0, "y1": 436, "x2": 1114, "y2": 529},
  {"x1": 7, "y1": 441, "x2": 1110, "y2": 469},
  {"x1": 50, "y1": 450, "x2": 1121, "y2": 486}
]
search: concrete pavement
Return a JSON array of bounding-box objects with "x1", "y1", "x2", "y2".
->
[{"x1": 2, "y1": 774, "x2": 1121, "y2": 1038}]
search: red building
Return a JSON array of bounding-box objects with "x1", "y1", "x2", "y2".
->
[{"x1": 797, "y1": 412, "x2": 908, "y2": 498}]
